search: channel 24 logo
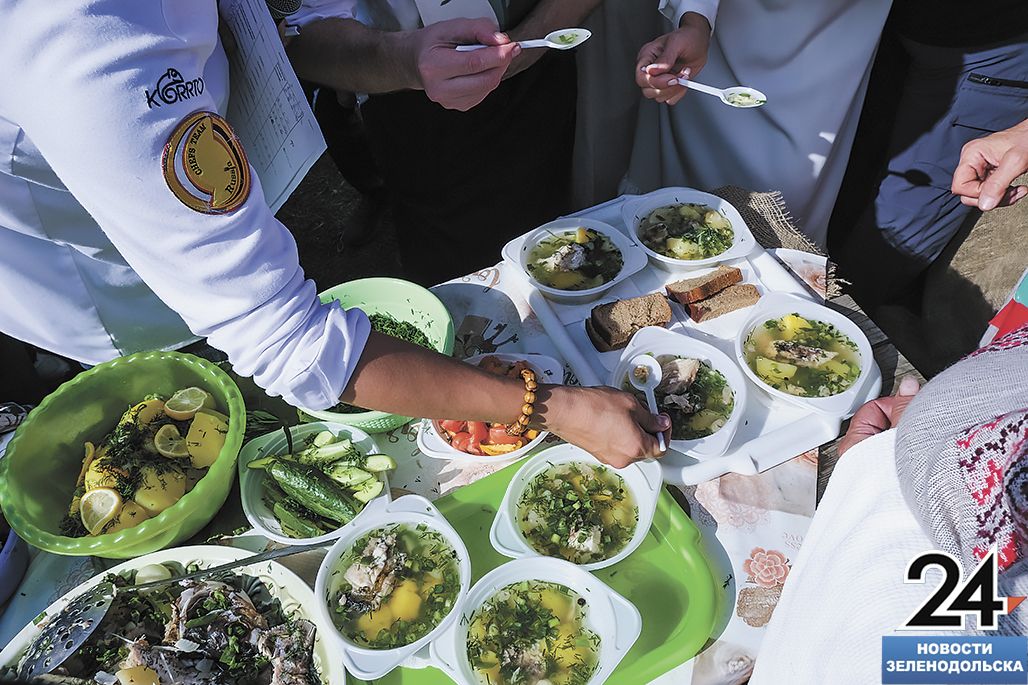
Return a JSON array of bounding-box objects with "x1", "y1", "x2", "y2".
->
[{"x1": 902, "y1": 548, "x2": 1024, "y2": 630}]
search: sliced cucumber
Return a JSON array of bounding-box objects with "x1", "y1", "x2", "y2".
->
[
  {"x1": 363, "y1": 453, "x2": 397, "y2": 473},
  {"x1": 312, "y1": 430, "x2": 337, "y2": 447},
  {"x1": 324, "y1": 464, "x2": 374, "y2": 488},
  {"x1": 352, "y1": 479, "x2": 385, "y2": 504}
]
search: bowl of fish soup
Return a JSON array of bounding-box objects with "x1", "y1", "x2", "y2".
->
[
  {"x1": 315, "y1": 495, "x2": 471, "y2": 680},
  {"x1": 611, "y1": 326, "x2": 748, "y2": 458},
  {"x1": 735, "y1": 292, "x2": 875, "y2": 416},
  {"x1": 430, "y1": 557, "x2": 641, "y2": 685},
  {"x1": 489, "y1": 445, "x2": 662, "y2": 571}
]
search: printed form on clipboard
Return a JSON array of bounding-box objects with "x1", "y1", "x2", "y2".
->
[{"x1": 219, "y1": 0, "x2": 326, "y2": 212}]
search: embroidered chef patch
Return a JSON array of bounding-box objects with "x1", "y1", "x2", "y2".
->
[{"x1": 162, "y1": 112, "x2": 250, "y2": 214}]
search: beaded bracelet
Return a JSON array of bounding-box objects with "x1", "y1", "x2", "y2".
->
[{"x1": 506, "y1": 368, "x2": 538, "y2": 436}]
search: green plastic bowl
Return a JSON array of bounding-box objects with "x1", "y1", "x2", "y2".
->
[
  {"x1": 0, "y1": 351, "x2": 245, "y2": 558},
  {"x1": 299, "y1": 277, "x2": 455, "y2": 433}
]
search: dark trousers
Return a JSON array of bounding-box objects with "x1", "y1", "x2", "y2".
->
[
  {"x1": 831, "y1": 33, "x2": 1028, "y2": 307},
  {"x1": 360, "y1": 52, "x2": 577, "y2": 286}
]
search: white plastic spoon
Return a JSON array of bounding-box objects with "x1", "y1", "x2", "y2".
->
[
  {"x1": 455, "y1": 28, "x2": 592, "y2": 52},
  {"x1": 628, "y1": 354, "x2": 667, "y2": 453},
  {"x1": 668, "y1": 77, "x2": 767, "y2": 108}
]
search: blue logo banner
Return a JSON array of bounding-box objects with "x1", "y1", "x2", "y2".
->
[{"x1": 883, "y1": 636, "x2": 1028, "y2": 684}]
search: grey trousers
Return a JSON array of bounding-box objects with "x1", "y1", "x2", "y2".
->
[{"x1": 834, "y1": 33, "x2": 1028, "y2": 305}]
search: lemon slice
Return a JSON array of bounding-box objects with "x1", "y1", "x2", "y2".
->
[
  {"x1": 164, "y1": 387, "x2": 213, "y2": 421},
  {"x1": 80, "y1": 487, "x2": 123, "y2": 535},
  {"x1": 154, "y1": 424, "x2": 189, "y2": 458}
]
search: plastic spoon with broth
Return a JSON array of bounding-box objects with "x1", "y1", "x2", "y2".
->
[
  {"x1": 669, "y1": 76, "x2": 767, "y2": 108},
  {"x1": 628, "y1": 354, "x2": 667, "y2": 453},
  {"x1": 455, "y1": 27, "x2": 591, "y2": 52}
]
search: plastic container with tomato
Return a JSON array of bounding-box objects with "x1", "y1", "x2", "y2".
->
[{"x1": 416, "y1": 354, "x2": 564, "y2": 463}]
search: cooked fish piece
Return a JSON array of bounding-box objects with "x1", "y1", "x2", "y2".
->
[
  {"x1": 501, "y1": 643, "x2": 546, "y2": 681},
  {"x1": 256, "y1": 619, "x2": 318, "y2": 685},
  {"x1": 663, "y1": 393, "x2": 699, "y2": 413},
  {"x1": 121, "y1": 639, "x2": 223, "y2": 685},
  {"x1": 340, "y1": 533, "x2": 405, "y2": 613},
  {"x1": 771, "y1": 340, "x2": 838, "y2": 368},
  {"x1": 567, "y1": 525, "x2": 602, "y2": 554},
  {"x1": 657, "y1": 358, "x2": 700, "y2": 395},
  {"x1": 542, "y1": 243, "x2": 586, "y2": 272}
]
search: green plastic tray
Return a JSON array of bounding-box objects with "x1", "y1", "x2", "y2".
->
[{"x1": 355, "y1": 459, "x2": 720, "y2": 684}]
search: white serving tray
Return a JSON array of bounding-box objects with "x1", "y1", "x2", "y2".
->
[{"x1": 501, "y1": 194, "x2": 882, "y2": 485}]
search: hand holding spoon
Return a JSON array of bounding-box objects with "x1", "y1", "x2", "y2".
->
[
  {"x1": 456, "y1": 28, "x2": 591, "y2": 52},
  {"x1": 668, "y1": 77, "x2": 767, "y2": 108},
  {"x1": 628, "y1": 354, "x2": 667, "y2": 453}
]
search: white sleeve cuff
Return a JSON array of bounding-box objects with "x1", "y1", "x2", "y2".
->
[
  {"x1": 658, "y1": 0, "x2": 718, "y2": 32},
  {"x1": 289, "y1": 0, "x2": 358, "y2": 28}
]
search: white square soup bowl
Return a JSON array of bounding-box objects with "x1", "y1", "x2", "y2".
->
[
  {"x1": 734, "y1": 291, "x2": 877, "y2": 418},
  {"x1": 502, "y1": 217, "x2": 648, "y2": 304},
  {"x1": 489, "y1": 444, "x2": 663, "y2": 572},
  {"x1": 430, "y1": 557, "x2": 642, "y2": 685},
  {"x1": 622, "y1": 187, "x2": 756, "y2": 273},
  {"x1": 314, "y1": 495, "x2": 472, "y2": 681},
  {"x1": 610, "y1": 326, "x2": 748, "y2": 459}
]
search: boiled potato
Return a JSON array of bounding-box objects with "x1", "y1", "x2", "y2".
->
[
  {"x1": 756, "y1": 356, "x2": 798, "y2": 383},
  {"x1": 824, "y1": 359, "x2": 851, "y2": 376},
  {"x1": 540, "y1": 588, "x2": 572, "y2": 622},
  {"x1": 116, "y1": 665, "x2": 159, "y2": 685},
  {"x1": 780, "y1": 314, "x2": 812, "y2": 341},
  {"x1": 118, "y1": 399, "x2": 165, "y2": 428},
  {"x1": 133, "y1": 465, "x2": 186, "y2": 515},
  {"x1": 83, "y1": 457, "x2": 125, "y2": 491},
  {"x1": 389, "y1": 580, "x2": 422, "y2": 622},
  {"x1": 357, "y1": 605, "x2": 394, "y2": 638},
  {"x1": 703, "y1": 210, "x2": 731, "y2": 230},
  {"x1": 100, "y1": 501, "x2": 150, "y2": 535},
  {"x1": 678, "y1": 204, "x2": 703, "y2": 221},
  {"x1": 196, "y1": 407, "x2": 230, "y2": 424},
  {"x1": 185, "y1": 411, "x2": 228, "y2": 468},
  {"x1": 666, "y1": 237, "x2": 700, "y2": 258}
]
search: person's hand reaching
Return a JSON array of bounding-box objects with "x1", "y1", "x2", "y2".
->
[
  {"x1": 837, "y1": 375, "x2": 920, "y2": 457},
  {"x1": 635, "y1": 12, "x2": 712, "y2": 105},
  {"x1": 411, "y1": 19, "x2": 520, "y2": 111},
  {"x1": 951, "y1": 119, "x2": 1028, "y2": 211},
  {"x1": 545, "y1": 386, "x2": 671, "y2": 469}
]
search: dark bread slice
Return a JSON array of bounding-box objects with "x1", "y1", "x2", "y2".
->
[
  {"x1": 588, "y1": 292, "x2": 672, "y2": 351},
  {"x1": 687, "y1": 284, "x2": 761, "y2": 322},
  {"x1": 666, "y1": 265, "x2": 743, "y2": 305},
  {"x1": 585, "y1": 317, "x2": 616, "y2": 353}
]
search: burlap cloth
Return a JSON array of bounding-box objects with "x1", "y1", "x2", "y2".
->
[{"x1": 712, "y1": 185, "x2": 842, "y2": 299}]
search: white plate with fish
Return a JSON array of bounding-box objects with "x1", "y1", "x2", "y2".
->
[{"x1": 0, "y1": 545, "x2": 344, "y2": 684}]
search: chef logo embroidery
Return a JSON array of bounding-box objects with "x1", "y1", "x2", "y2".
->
[
  {"x1": 162, "y1": 112, "x2": 251, "y2": 214},
  {"x1": 145, "y1": 68, "x2": 205, "y2": 109}
]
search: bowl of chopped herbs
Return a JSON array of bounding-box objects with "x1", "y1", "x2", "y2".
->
[{"x1": 299, "y1": 278, "x2": 455, "y2": 433}]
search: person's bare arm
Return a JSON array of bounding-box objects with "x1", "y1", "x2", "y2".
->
[
  {"x1": 342, "y1": 333, "x2": 671, "y2": 468},
  {"x1": 503, "y1": 0, "x2": 602, "y2": 79},
  {"x1": 287, "y1": 18, "x2": 520, "y2": 111}
]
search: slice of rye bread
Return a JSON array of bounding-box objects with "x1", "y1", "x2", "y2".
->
[
  {"x1": 588, "y1": 292, "x2": 672, "y2": 351},
  {"x1": 687, "y1": 284, "x2": 761, "y2": 322},
  {"x1": 665, "y1": 265, "x2": 743, "y2": 304}
]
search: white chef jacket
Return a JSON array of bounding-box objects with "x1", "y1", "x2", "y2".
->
[
  {"x1": 0, "y1": 0, "x2": 369, "y2": 410},
  {"x1": 625, "y1": 0, "x2": 893, "y2": 246}
]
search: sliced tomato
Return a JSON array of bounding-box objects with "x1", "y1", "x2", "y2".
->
[
  {"x1": 467, "y1": 421, "x2": 489, "y2": 442},
  {"x1": 450, "y1": 432, "x2": 472, "y2": 453},
  {"x1": 488, "y1": 425, "x2": 523, "y2": 445},
  {"x1": 439, "y1": 420, "x2": 466, "y2": 433}
]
